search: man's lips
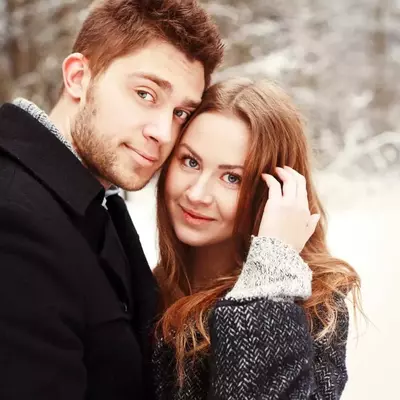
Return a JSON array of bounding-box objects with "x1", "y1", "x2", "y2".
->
[
  {"x1": 180, "y1": 205, "x2": 215, "y2": 221},
  {"x1": 125, "y1": 144, "x2": 159, "y2": 163}
]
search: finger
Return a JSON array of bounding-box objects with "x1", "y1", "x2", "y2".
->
[
  {"x1": 276, "y1": 167, "x2": 296, "y2": 200},
  {"x1": 306, "y1": 213, "x2": 320, "y2": 237},
  {"x1": 284, "y1": 166, "x2": 308, "y2": 207},
  {"x1": 262, "y1": 173, "x2": 282, "y2": 201}
]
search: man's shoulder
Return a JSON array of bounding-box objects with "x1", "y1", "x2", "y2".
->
[
  {"x1": 0, "y1": 157, "x2": 95, "y2": 269},
  {"x1": 0, "y1": 151, "x2": 67, "y2": 222},
  {"x1": 0, "y1": 149, "x2": 17, "y2": 198}
]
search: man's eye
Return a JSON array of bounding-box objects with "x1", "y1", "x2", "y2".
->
[
  {"x1": 137, "y1": 90, "x2": 154, "y2": 102},
  {"x1": 175, "y1": 109, "x2": 190, "y2": 121}
]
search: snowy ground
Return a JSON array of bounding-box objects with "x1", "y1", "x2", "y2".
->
[
  {"x1": 320, "y1": 176, "x2": 399, "y2": 400},
  {"x1": 127, "y1": 176, "x2": 398, "y2": 399}
]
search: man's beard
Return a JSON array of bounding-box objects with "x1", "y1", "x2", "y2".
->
[
  {"x1": 71, "y1": 99, "x2": 118, "y2": 189},
  {"x1": 71, "y1": 84, "x2": 156, "y2": 191}
]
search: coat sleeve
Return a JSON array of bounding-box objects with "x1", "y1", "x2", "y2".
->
[
  {"x1": 0, "y1": 203, "x2": 86, "y2": 400},
  {"x1": 310, "y1": 303, "x2": 349, "y2": 399},
  {"x1": 207, "y1": 237, "x2": 348, "y2": 400}
]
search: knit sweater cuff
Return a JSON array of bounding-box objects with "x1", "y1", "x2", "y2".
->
[{"x1": 225, "y1": 236, "x2": 312, "y2": 302}]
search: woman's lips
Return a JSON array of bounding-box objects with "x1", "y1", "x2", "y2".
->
[{"x1": 180, "y1": 205, "x2": 215, "y2": 225}]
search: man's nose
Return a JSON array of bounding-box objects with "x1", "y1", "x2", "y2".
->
[{"x1": 142, "y1": 113, "x2": 174, "y2": 145}]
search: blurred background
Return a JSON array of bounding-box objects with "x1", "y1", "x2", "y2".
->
[{"x1": 1, "y1": 0, "x2": 399, "y2": 397}]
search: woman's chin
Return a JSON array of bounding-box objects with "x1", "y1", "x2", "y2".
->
[
  {"x1": 176, "y1": 233, "x2": 208, "y2": 247},
  {"x1": 174, "y1": 227, "x2": 212, "y2": 248}
]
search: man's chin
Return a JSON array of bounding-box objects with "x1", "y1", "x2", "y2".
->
[{"x1": 113, "y1": 173, "x2": 153, "y2": 192}]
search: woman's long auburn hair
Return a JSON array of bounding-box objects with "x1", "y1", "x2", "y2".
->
[{"x1": 153, "y1": 78, "x2": 361, "y2": 385}]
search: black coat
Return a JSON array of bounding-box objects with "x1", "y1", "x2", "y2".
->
[{"x1": 0, "y1": 103, "x2": 158, "y2": 400}]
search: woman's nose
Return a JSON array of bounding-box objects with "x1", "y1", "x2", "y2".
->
[{"x1": 185, "y1": 176, "x2": 213, "y2": 206}]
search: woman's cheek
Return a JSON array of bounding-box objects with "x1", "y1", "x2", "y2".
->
[
  {"x1": 218, "y1": 189, "x2": 240, "y2": 224},
  {"x1": 166, "y1": 164, "x2": 187, "y2": 200}
]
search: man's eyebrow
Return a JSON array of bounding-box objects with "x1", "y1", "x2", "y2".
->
[
  {"x1": 128, "y1": 72, "x2": 201, "y2": 109},
  {"x1": 181, "y1": 98, "x2": 202, "y2": 110},
  {"x1": 179, "y1": 144, "x2": 244, "y2": 169},
  {"x1": 128, "y1": 72, "x2": 172, "y2": 92}
]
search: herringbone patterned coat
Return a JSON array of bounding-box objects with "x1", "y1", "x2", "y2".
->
[{"x1": 153, "y1": 237, "x2": 349, "y2": 399}]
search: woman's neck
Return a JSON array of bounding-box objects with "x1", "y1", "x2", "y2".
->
[{"x1": 190, "y1": 240, "x2": 235, "y2": 290}]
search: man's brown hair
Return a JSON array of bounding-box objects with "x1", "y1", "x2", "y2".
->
[{"x1": 72, "y1": 0, "x2": 224, "y2": 86}]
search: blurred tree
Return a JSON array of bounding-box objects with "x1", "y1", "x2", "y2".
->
[
  {"x1": 368, "y1": 0, "x2": 393, "y2": 134},
  {"x1": 0, "y1": 0, "x2": 399, "y2": 174},
  {"x1": 0, "y1": 0, "x2": 91, "y2": 110}
]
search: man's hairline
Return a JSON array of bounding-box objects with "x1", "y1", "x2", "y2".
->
[{"x1": 80, "y1": 38, "x2": 208, "y2": 86}]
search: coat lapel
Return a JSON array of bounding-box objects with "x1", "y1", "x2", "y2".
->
[
  {"x1": 105, "y1": 194, "x2": 159, "y2": 333},
  {"x1": 98, "y1": 214, "x2": 133, "y2": 309}
]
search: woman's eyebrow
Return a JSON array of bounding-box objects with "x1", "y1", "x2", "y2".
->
[
  {"x1": 179, "y1": 144, "x2": 244, "y2": 169},
  {"x1": 218, "y1": 164, "x2": 244, "y2": 170},
  {"x1": 179, "y1": 143, "x2": 202, "y2": 161}
]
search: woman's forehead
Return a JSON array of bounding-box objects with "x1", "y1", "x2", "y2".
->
[{"x1": 180, "y1": 112, "x2": 249, "y2": 166}]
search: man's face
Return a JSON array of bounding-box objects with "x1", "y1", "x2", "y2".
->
[{"x1": 71, "y1": 41, "x2": 205, "y2": 191}]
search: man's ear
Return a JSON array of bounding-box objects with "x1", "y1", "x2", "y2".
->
[{"x1": 62, "y1": 53, "x2": 91, "y2": 102}]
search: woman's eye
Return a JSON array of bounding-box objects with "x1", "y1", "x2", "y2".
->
[
  {"x1": 222, "y1": 173, "x2": 241, "y2": 185},
  {"x1": 183, "y1": 157, "x2": 199, "y2": 169},
  {"x1": 174, "y1": 109, "x2": 190, "y2": 121},
  {"x1": 137, "y1": 90, "x2": 154, "y2": 102}
]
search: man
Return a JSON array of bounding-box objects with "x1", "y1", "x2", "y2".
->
[{"x1": 0, "y1": 0, "x2": 223, "y2": 398}]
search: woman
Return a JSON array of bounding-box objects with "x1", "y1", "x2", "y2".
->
[{"x1": 152, "y1": 78, "x2": 360, "y2": 399}]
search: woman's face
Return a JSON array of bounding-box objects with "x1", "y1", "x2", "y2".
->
[{"x1": 165, "y1": 112, "x2": 249, "y2": 248}]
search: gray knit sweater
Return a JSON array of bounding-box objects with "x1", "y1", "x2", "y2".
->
[{"x1": 152, "y1": 237, "x2": 348, "y2": 399}]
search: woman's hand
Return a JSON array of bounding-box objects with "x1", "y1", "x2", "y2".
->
[{"x1": 258, "y1": 166, "x2": 320, "y2": 252}]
